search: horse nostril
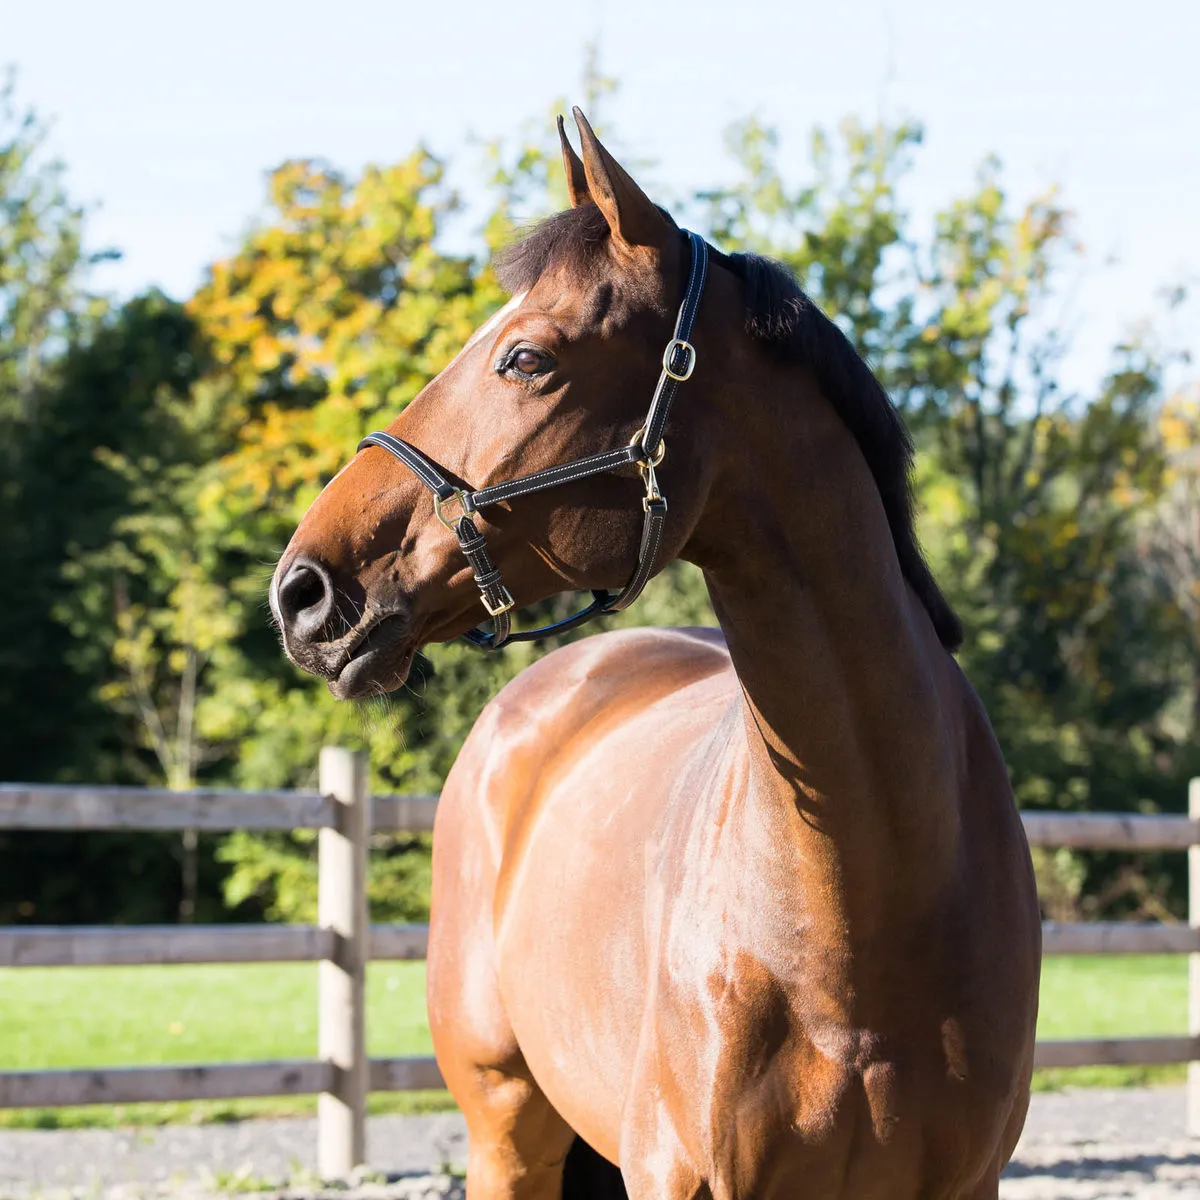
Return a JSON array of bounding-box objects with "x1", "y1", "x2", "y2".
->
[
  {"x1": 277, "y1": 557, "x2": 335, "y2": 642},
  {"x1": 282, "y1": 565, "x2": 325, "y2": 613}
]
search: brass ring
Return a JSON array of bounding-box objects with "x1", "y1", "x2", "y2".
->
[
  {"x1": 629, "y1": 426, "x2": 666, "y2": 468},
  {"x1": 434, "y1": 489, "x2": 472, "y2": 532}
]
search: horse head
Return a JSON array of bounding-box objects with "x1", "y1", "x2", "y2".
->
[{"x1": 271, "y1": 110, "x2": 724, "y2": 697}]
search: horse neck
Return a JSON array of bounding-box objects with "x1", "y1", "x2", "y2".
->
[{"x1": 685, "y1": 352, "x2": 961, "y2": 933}]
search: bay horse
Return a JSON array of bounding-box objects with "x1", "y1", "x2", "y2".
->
[{"x1": 272, "y1": 109, "x2": 1041, "y2": 1199}]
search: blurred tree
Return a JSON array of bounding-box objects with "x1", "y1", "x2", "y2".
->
[
  {"x1": 0, "y1": 70, "x2": 109, "y2": 430},
  {"x1": 7, "y1": 294, "x2": 208, "y2": 778},
  {"x1": 0, "y1": 71, "x2": 112, "y2": 783},
  {"x1": 0, "y1": 293, "x2": 243, "y2": 924},
  {"x1": 1142, "y1": 384, "x2": 1200, "y2": 728},
  {"x1": 191, "y1": 153, "x2": 499, "y2": 523},
  {"x1": 695, "y1": 116, "x2": 921, "y2": 381}
]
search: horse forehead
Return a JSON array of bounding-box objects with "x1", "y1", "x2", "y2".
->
[{"x1": 455, "y1": 291, "x2": 529, "y2": 360}]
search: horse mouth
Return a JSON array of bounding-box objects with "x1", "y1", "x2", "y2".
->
[{"x1": 329, "y1": 613, "x2": 416, "y2": 700}]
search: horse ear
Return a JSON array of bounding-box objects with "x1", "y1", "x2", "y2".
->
[
  {"x1": 572, "y1": 107, "x2": 669, "y2": 251},
  {"x1": 557, "y1": 115, "x2": 590, "y2": 208}
]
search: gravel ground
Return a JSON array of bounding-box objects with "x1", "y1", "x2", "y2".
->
[{"x1": 0, "y1": 1089, "x2": 1197, "y2": 1198}]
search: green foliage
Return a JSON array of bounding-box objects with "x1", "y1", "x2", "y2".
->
[
  {"x1": 189, "y1": 152, "x2": 500, "y2": 528},
  {"x1": 0, "y1": 69, "x2": 109, "y2": 431},
  {"x1": 0, "y1": 72, "x2": 115, "y2": 784},
  {"x1": 217, "y1": 830, "x2": 432, "y2": 923},
  {"x1": 698, "y1": 116, "x2": 921, "y2": 373}
]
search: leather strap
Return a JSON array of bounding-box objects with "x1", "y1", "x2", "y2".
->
[
  {"x1": 453, "y1": 516, "x2": 513, "y2": 646},
  {"x1": 356, "y1": 230, "x2": 709, "y2": 650},
  {"x1": 354, "y1": 430, "x2": 459, "y2": 500},
  {"x1": 470, "y1": 444, "x2": 643, "y2": 510},
  {"x1": 641, "y1": 231, "x2": 708, "y2": 458},
  {"x1": 602, "y1": 497, "x2": 667, "y2": 613}
]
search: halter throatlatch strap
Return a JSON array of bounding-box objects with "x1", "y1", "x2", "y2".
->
[{"x1": 357, "y1": 229, "x2": 709, "y2": 650}]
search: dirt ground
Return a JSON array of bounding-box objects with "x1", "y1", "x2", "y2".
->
[{"x1": 0, "y1": 1087, "x2": 1196, "y2": 1198}]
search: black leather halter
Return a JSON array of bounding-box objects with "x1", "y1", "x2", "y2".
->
[{"x1": 357, "y1": 229, "x2": 709, "y2": 651}]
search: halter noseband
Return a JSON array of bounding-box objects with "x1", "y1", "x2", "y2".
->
[{"x1": 357, "y1": 230, "x2": 709, "y2": 651}]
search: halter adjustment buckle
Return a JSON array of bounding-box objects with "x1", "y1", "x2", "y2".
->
[
  {"x1": 481, "y1": 585, "x2": 516, "y2": 618},
  {"x1": 663, "y1": 338, "x2": 697, "y2": 382}
]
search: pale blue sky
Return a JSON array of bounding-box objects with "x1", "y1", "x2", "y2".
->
[{"x1": 5, "y1": 0, "x2": 1198, "y2": 396}]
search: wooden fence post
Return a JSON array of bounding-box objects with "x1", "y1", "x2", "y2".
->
[
  {"x1": 318, "y1": 747, "x2": 370, "y2": 1177},
  {"x1": 1190, "y1": 778, "x2": 1200, "y2": 1137}
]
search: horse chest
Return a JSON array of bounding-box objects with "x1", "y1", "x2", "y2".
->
[{"x1": 640, "y1": 832, "x2": 1007, "y2": 1190}]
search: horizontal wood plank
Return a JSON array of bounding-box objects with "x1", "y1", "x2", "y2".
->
[
  {"x1": 0, "y1": 1058, "x2": 447, "y2": 1109},
  {"x1": 9, "y1": 1042, "x2": 1199, "y2": 1108},
  {"x1": 0, "y1": 785, "x2": 334, "y2": 831},
  {"x1": 372, "y1": 794, "x2": 439, "y2": 833},
  {"x1": 0, "y1": 925, "x2": 334, "y2": 967},
  {"x1": 369, "y1": 924, "x2": 429, "y2": 960},
  {"x1": 0, "y1": 1060, "x2": 330, "y2": 1108},
  {"x1": 7, "y1": 787, "x2": 1200, "y2": 850},
  {"x1": 369, "y1": 1056, "x2": 445, "y2": 1091},
  {"x1": 0, "y1": 924, "x2": 431, "y2": 967},
  {"x1": 13, "y1": 918, "x2": 1199, "y2": 967},
  {"x1": 1021, "y1": 812, "x2": 1200, "y2": 850},
  {"x1": 1041, "y1": 922, "x2": 1200, "y2": 955},
  {"x1": 1034, "y1": 1036, "x2": 1200, "y2": 1068}
]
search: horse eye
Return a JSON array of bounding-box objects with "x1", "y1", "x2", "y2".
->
[{"x1": 502, "y1": 347, "x2": 552, "y2": 378}]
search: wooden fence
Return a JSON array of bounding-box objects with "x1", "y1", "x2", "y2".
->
[{"x1": 2, "y1": 751, "x2": 1200, "y2": 1173}]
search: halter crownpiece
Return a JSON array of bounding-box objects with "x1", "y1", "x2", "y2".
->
[{"x1": 357, "y1": 229, "x2": 710, "y2": 651}]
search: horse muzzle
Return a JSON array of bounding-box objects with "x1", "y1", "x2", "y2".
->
[{"x1": 272, "y1": 555, "x2": 416, "y2": 698}]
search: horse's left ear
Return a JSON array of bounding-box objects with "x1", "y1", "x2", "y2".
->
[
  {"x1": 572, "y1": 107, "x2": 670, "y2": 252},
  {"x1": 557, "y1": 115, "x2": 590, "y2": 208}
]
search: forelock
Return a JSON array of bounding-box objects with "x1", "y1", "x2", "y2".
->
[{"x1": 495, "y1": 205, "x2": 613, "y2": 294}]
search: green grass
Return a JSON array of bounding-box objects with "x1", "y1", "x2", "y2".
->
[
  {"x1": 1033, "y1": 954, "x2": 1188, "y2": 1091},
  {"x1": 0, "y1": 954, "x2": 1188, "y2": 1127},
  {"x1": 0, "y1": 961, "x2": 449, "y2": 1128}
]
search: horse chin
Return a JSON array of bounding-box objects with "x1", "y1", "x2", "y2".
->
[{"x1": 328, "y1": 616, "x2": 416, "y2": 700}]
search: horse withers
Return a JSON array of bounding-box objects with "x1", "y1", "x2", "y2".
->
[{"x1": 271, "y1": 109, "x2": 1041, "y2": 1200}]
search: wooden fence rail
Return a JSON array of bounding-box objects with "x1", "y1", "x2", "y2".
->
[
  {"x1": 3, "y1": 755, "x2": 1200, "y2": 1168},
  {"x1": 0, "y1": 784, "x2": 439, "y2": 833}
]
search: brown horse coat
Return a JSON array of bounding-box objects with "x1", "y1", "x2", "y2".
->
[{"x1": 273, "y1": 110, "x2": 1041, "y2": 1200}]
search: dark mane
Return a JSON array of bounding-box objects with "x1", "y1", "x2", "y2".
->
[{"x1": 496, "y1": 208, "x2": 963, "y2": 651}]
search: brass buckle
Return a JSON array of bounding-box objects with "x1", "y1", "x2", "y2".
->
[
  {"x1": 481, "y1": 586, "x2": 516, "y2": 617},
  {"x1": 662, "y1": 338, "x2": 696, "y2": 381},
  {"x1": 434, "y1": 489, "x2": 472, "y2": 532}
]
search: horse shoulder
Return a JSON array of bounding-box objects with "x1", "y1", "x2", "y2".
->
[{"x1": 438, "y1": 625, "x2": 732, "y2": 832}]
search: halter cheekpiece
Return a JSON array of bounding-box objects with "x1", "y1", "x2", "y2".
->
[{"x1": 357, "y1": 230, "x2": 710, "y2": 650}]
